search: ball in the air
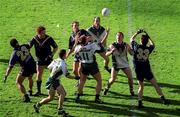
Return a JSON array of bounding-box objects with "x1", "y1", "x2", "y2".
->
[{"x1": 102, "y1": 8, "x2": 110, "y2": 16}]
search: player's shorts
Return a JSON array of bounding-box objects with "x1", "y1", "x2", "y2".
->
[
  {"x1": 36, "y1": 57, "x2": 52, "y2": 66},
  {"x1": 45, "y1": 77, "x2": 60, "y2": 90},
  {"x1": 96, "y1": 43, "x2": 106, "y2": 53},
  {"x1": 20, "y1": 62, "x2": 36, "y2": 77},
  {"x1": 112, "y1": 62, "x2": 130, "y2": 71},
  {"x1": 74, "y1": 54, "x2": 80, "y2": 62},
  {"x1": 81, "y1": 62, "x2": 99, "y2": 75},
  {"x1": 134, "y1": 62, "x2": 154, "y2": 82}
]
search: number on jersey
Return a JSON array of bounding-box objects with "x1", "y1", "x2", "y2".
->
[
  {"x1": 16, "y1": 46, "x2": 29, "y2": 61},
  {"x1": 137, "y1": 48, "x2": 149, "y2": 60}
]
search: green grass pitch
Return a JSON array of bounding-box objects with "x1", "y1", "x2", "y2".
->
[{"x1": 0, "y1": 0, "x2": 180, "y2": 117}]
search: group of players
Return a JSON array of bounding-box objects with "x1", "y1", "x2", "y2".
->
[{"x1": 3, "y1": 16, "x2": 169, "y2": 116}]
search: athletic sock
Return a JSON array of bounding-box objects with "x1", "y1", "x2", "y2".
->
[
  {"x1": 37, "y1": 80, "x2": 42, "y2": 93},
  {"x1": 160, "y1": 95, "x2": 165, "y2": 100},
  {"x1": 95, "y1": 94, "x2": 100, "y2": 100},
  {"x1": 35, "y1": 102, "x2": 41, "y2": 108},
  {"x1": 106, "y1": 81, "x2": 110, "y2": 89}
]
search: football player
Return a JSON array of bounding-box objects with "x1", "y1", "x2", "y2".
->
[
  {"x1": 29, "y1": 26, "x2": 58, "y2": 96},
  {"x1": 33, "y1": 49, "x2": 77, "y2": 116},
  {"x1": 74, "y1": 36, "x2": 103, "y2": 103},
  {"x1": 103, "y1": 32, "x2": 134, "y2": 96},
  {"x1": 4, "y1": 38, "x2": 36, "y2": 102},
  {"x1": 131, "y1": 29, "x2": 168, "y2": 108},
  {"x1": 87, "y1": 17, "x2": 111, "y2": 73},
  {"x1": 66, "y1": 21, "x2": 91, "y2": 87}
]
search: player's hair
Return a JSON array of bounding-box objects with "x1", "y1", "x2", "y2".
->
[
  {"x1": 117, "y1": 32, "x2": 124, "y2": 38},
  {"x1": 93, "y1": 16, "x2": 100, "y2": 22},
  {"x1": 59, "y1": 49, "x2": 66, "y2": 59},
  {"x1": 37, "y1": 26, "x2": 46, "y2": 34},
  {"x1": 79, "y1": 36, "x2": 87, "y2": 45},
  {"x1": 10, "y1": 38, "x2": 18, "y2": 48},
  {"x1": 71, "y1": 21, "x2": 79, "y2": 27},
  {"x1": 141, "y1": 35, "x2": 149, "y2": 45}
]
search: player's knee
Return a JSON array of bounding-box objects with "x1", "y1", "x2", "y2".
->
[
  {"x1": 73, "y1": 70, "x2": 76, "y2": 75},
  {"x1": 73, "y1": 70, "x2": 78, "y2": 76},
  {"x1": 110, "y1": 76, "x2": 116, "y2": 82},
  {"x1": 16, "y1": 80, "x2": 22, "y2": 86},
  {"x1": 139, "y1": 84, "x2": 144, "y2": 90},
  {"x1": 48, "y1": 96, "x2": 54, "y2": 101},
  {"x1": 59, "y1": 91, "x2": 66, "y2": 98},
  {"x1": 96, "y1": 79, "x2": 102, "y2": 85}
]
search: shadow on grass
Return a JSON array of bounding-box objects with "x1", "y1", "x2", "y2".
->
[
  {"x1": 169, "y1": 89, "x2": 180, "y2": 94},
  {"x1": 86, "y1": 85, "x2": 180, "y2": 106},
  {"x1": 41, "y1": 114, "x2": 54, "y2": 117},
  {"x1": 0, "y1": 59, "x2": 9, "y2": 64},
  {"x1": 143, "y1": 95, "x2": 180, "y2": 106},
  {"x1": 66, "y1": 100, "x2": 133, "y2": 116},
  {"x1": 133, "y1": 106, "x2": 180, "y2": 117},
  {"x1": 86, "y1": 85, "x2": 132, "y2": 98},
  {"x1": 110, "y1": 78, "x2": 180, "y2": 91},
  {"x1": 65, "y1": 99, "x2": 180, "y2": 117}
]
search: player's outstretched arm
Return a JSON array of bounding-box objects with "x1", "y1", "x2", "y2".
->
[
  {"x1": 68, "y1": 33, "x2": 80, "y2": 58},
  {"x1": 52, "y1": 47, "x2": 58, "y2": 57},
  {"x1": 145, "y1": 32, "x2": 155, "y2": 47},
  {"x1": 101, "y1": 28, "x2": 110, "y2": 45},
  {"x1": 130, "y1": 29, "x2": 143, "y2": 43},
  {"x1": 106, "y1": 44, "x2": 116, "y2": 56},
  {"x1": 3, "y1": 66, "x2": 13, "y2": 83},
  {"x1": 149, "y1": 38, "x2": 155, "y2": 47},
  {"x1": 66, "y1": 49, "x2": 73, "y2": 59},
  {"x1": 126, "y1": 43, "x2": 134, "y2": 55}
]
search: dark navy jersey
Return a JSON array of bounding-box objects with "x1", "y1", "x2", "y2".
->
[
  {"x1": 131, "y1": 41, "x2": 154, "y2": 64},
  {"x1": 112, "y1": 42, "x2": 126, "y2": 52},
  {"x1": 68, "y1": 29, "x2": 90, "y2": 49},
  {"x1": 29, "y1": 35, "x2": 58, "y2": 60},
  {"x1": 87, "y1": 25, "x2": 106, "y2": 43},
  {"x1": 9, "y1": 44, "x2": 35, "y2": 68}
]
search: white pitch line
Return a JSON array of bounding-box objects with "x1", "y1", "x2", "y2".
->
[{"x1": 127, "y1": 0, "x2": 137, "y2": 116}]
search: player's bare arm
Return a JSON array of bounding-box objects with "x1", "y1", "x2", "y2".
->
[
  {"x1": 3, "y1": 66, "x2": 13, "y2": 83},
  {"x1": 106, "y1": 44, "x2": 116, "y2": 56},
  {"x1": 145, "y1": 32, "x2": 155, "y2": 47},
  {"x1": 66, "y1": 33, "x2": 80, "y2": 59},
  {"x1": 126, "y1": 43, "x2": 134, "y2": 55},
  {"x1": 101, "y1": 28, "x2": 110, "y2": 45},
  {"x1": 52, "y1": 47, "x2": 58, "y2": 56},
  {"x1": 130, "y1": 29, "x2": 143, "y2": 42}
]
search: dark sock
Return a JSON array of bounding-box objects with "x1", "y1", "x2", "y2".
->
[
  {"x1": 160, "y1": 95, "x2": 165, "y2": 100},
  {"x1": 76, "y1": 93, "x2": 81, "y2": 99},
  {"x1": 58, "y1": 107, "x2": 63, "y2": 110},
  {"x1": 24, "y1": 94, "x2": 29, "y2": 98},
  {"x1": 37, "y1": 80, "x2": 42, "y2": 93},
  {"x1": 37, "y1": 102, "x2": 42, "y2": 107},
  {"x1": 95, "y1": 94, "x2": 100, "y2": 99},
  {"x1": 130, "y1": 86, "x2": 133, "y2": 90},
  {"x1": 106, "y1": 81, "x2": 110, "y2": 89}
]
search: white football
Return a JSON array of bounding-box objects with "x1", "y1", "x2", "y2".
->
[{"x1": 102, "y1": 8, "x2": 110, "y2": 16}]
